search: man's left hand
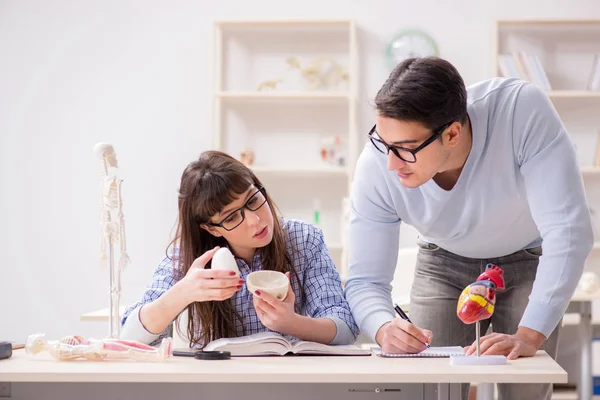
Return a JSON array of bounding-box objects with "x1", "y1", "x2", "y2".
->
[{"x1": 464, "y1": 327, "x2": 546, "y2": 360}]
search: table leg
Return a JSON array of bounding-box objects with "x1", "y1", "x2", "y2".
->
[
  {"x1": 579, "y1": 300, "x2": 593, "y2": 400},
  {"x1": 437, "y1": 383, "x2": 449, "y2": 400},
  {"x1": 435, "y1": 383, "x2": 463, "y2": 400},
  {"x1": 476, "y1": 383, "x2": 494, "y2": 400},
  {"x1": 0, "y1": 382, "x2": 11, "y2": 398},
  {"x1": 450, "y1": 383, "x2": 462, "y2": 400}
]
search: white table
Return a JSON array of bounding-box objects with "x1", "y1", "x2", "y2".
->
[
  {"x1": 397, "y1": 289, "x2": 600, "y2": 400},
  {"x1": 83, "y1": 289, "x2": 600, "y2": 399},
  {"x1": 0, "y1": 349, "x2": 567, "y2": 400},
  {"x1": 79, "y1": 306, "x2": 126, "y2": 322}
]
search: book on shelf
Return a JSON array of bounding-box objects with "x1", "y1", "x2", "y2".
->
[
  {"x1": 594, "y1": 131, "x2": 600, "y2": 167},
  {"x1": 587, "y1": 54, "x2": 600, "y2": 91},
  {"x1": 497, "y1": 52, "x2": 551, "y2": 91},
  {"x1": 202, "y1": 332, "x2": 371, "y2": 356}
]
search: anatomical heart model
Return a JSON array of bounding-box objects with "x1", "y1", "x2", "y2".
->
[
  {"x1": 457, "y1": 263, "x2": 505, "y2": 325},
  {"x1": 452, "y1": 263, "x2": 508, "y2": 365}
]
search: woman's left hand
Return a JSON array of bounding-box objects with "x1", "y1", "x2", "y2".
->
[{"x1": 253, "y1": 272, "x2": 298, "y2": 334}]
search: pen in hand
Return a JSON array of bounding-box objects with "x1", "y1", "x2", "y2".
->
[{"x1": 393, "y1": 303, "x2": 431, "y2": 349}]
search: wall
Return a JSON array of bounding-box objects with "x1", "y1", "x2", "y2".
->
[{"x1": 1, "y1": 0, "x2": 599, "y2": 345}]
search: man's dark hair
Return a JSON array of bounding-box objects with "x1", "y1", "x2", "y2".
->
[{"x1": 374, "y1": 57, "x2": 468, "y2": 131}]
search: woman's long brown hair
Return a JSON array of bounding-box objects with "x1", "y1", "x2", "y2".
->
[{"x1": 169, "y1": 150, "x2": 304, "y2": 347}]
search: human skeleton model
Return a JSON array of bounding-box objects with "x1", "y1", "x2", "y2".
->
[
  {"x1": 93, "y1": 142, "x2": 130, "y2": 338},
  {"x1": 456, "y1": 264, "x2": 505, "y2": 356}
]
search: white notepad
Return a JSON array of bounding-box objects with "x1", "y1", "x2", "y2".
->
[{"x1": 373, "y1": 346, "x2": 466, "y2": 358}]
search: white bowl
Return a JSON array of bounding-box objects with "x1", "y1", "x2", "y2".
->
[{"x1": 246, "y1": 270, "x2": 289, "y2": 300}]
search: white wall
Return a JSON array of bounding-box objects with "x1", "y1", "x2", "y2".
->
[{"x1": 1, "y1": 0, "x2": 600, "y2": 344}]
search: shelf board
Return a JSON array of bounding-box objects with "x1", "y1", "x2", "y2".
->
[
  {"x1": 498, "y1": 19, "x2": 600, "y2": 27},
  {"x1": 80, "y1": 306, "x2": 126, "y2": 322},
  {"x1": 582, "y1": 167, "x2": 600, "y2": 175},
  {"x1": 216, "y1": 91, "x2": 351, "y2": 101},
  {"x1": 547, "y1": 90, "x2": 600, "y2": 99},
  {"x1": 215, "y1": 19, "x2": 354, "y2": 29},
  {"x1": 550, "y1": 388, "x2": 578, "y2": 400},
  {"x1": 250, "y1": 166, "x2": 348, "y2": 177},
  {"x1": 551, "y1": 391, "x2": 577, "y2": 400}
]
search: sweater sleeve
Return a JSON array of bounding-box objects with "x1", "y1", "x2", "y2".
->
[
  {"x1": 513, "y1": 83, "x2": 594, "y2": 337},
  {"x1": 343, "y1": 148, "x2": 402, "y2": 341}
]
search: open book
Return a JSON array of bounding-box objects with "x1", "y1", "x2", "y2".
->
[{"x1": 203, "y1": 332, "x2": 371, "y2": 356}]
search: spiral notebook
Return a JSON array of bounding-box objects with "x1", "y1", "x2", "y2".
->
[{"x1": 372, "y1": 346, "x2": 465, "y2": 358}]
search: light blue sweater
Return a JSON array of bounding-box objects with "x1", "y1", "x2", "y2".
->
[{"x1": 345, "y1": 78, "x2": 594, "y2": 340}]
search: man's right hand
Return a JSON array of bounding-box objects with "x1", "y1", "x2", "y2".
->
[{"x1": 375, "y1": 318, "x2": 433, "y2": 354}]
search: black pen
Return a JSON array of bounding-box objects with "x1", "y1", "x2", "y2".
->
[{"x1": 393, "y1": 303, "x2": 430, "y2": 349}]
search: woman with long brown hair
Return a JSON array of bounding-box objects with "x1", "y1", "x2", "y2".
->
[{"x1": 120, "y1": 150, "x2": 358, "y2": 347}]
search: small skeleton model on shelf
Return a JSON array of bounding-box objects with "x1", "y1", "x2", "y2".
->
[
  {"x1": 578, "y1": 271, "x2": 600, "y2": 294},
  {"x1": 240, "y1": 148, "x2": 255, "y2": 166},
  {"x1": 286, "y1": 56, "x2": 349, "y2": 91},
  {"x1": 257, "y1": 78, "x2": 283, "y2": 91}
]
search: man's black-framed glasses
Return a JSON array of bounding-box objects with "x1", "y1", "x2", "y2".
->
[
  {"x1": 368, "y1": 121, "x2": 454, "y2": 163},
  {"x1": 207, "y1": 187, "x2": 268, "y2": 231}
]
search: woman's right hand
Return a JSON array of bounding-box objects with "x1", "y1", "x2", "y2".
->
[{"x1": 176, "y1": 247, "x2": 244, "y2": 305}]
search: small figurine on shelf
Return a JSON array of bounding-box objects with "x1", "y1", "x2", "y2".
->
[
  {"x1": 578, "y1": 271, "x2": 600, "y2": 294},
  {"x1": 451, "y1": 263, "x2": 508, "y2": 365},
  {"x1": 25, "y1": 333, "x2": 172, "y2": 362},
  {"x1": 257, "y1": 78, "x2": 283, "y2": 91},
  {"x1": 240, "y1": 148, "x2": 255, "y2": 167},
  {"x1": 320, "y1": 136, "x2": 345, "y2": 166},
  {"x1": 286, "y1": 56, "x2": 349, "y2": 91}
]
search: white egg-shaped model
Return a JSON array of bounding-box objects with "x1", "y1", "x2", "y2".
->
[{"x1": 211, "y1": 247, "x2": 240, "y2": 277}]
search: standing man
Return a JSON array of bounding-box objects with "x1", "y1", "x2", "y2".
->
[{"x1": 344, "y1": 57, "x2": 593, "y2": 400}]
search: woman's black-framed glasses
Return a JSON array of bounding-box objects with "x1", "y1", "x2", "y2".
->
[
  {"x1": 207, "y1": 187, "x2": 268, "y2": 231},
  {"x1": 368, "y1": 121, "x2": 454, "y2": 163}
]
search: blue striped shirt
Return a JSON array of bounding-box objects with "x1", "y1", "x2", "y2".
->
[{"x1": 121, "y1": 218, "x2": 359, "y2": 346}]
